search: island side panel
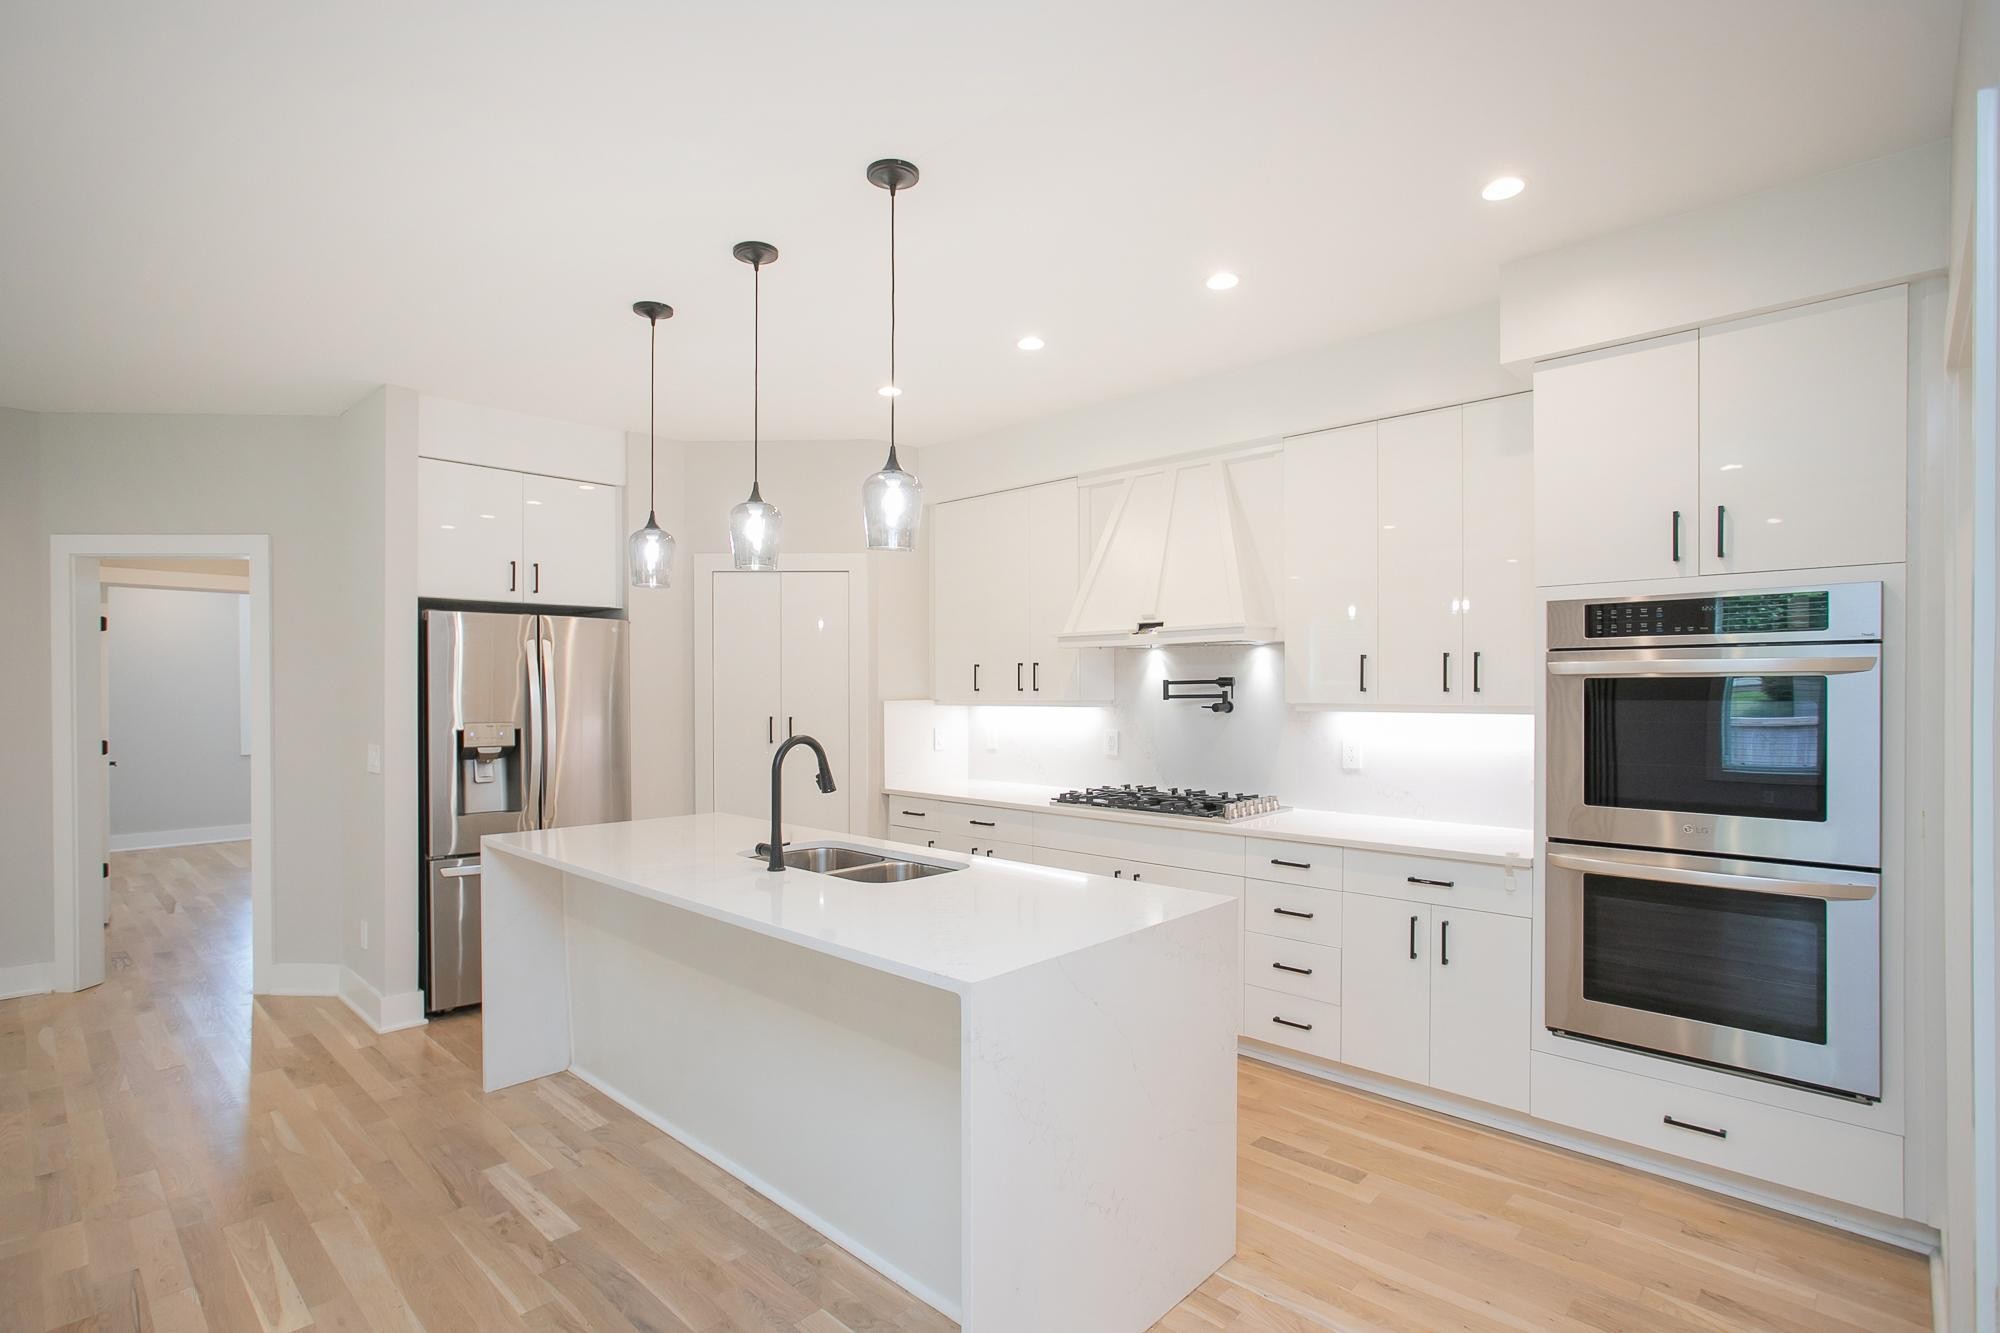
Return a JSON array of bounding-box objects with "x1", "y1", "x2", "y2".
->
[
  {"x1": 480, "y1": 847, "x2": 573, "y2": 1092},
  {"x1": 561, "y1": 875, "x2": 965, "y2": 1318},
  {"x1": 960, "y1": 898, "x2": 1240, "y2": 1333}
]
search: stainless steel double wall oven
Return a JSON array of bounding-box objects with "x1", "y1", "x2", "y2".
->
[{"x1": 1544, "y1": 583, "x2": 1882, "y2": 1100}]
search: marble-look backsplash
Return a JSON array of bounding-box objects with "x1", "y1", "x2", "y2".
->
[{"x1": 887, "y1": 644, "x2": 1534, "y2": 829}]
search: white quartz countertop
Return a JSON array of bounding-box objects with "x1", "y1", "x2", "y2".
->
[
  {"x1": 883, "y1": 779, "x2": 1534, "y2": 867},
  {"x1": 482, "y1": 812, "x2": 1237, "y2": 994}
]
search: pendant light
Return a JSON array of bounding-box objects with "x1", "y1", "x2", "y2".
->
[
  {"x1": 627, "y1": 300, "x2": 676, "y2": 588},
  {"x1": 729, "y1": 241, "x2": 783, "y2": 570},
  {"x1": 861, "y1": 158, "x2": 926, "y2": 551}
]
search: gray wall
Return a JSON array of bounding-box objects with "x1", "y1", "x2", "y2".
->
[{"x1": 107, "y1": 585, "x2": 250, "y2": 841}]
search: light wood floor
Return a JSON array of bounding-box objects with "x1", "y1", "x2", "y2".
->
[{"x1": 0, "y1": 843, "x2": 1932, "y2": 1332}]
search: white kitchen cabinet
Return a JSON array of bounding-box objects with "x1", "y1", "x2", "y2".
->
[
  {"x1": 709, "y1": 571, "x2": 851, "y2": 832},
  {"x1": 1377, "y1": 408, "x2": 1465, "y2": 706},
  {"x1": 1533, "y1": 331, "x2": 1700, "y2": 587},
  {"x1": 1427, "y1": 907, "x2": 1531, "y2": 1111},
  {"x1": 418, "y1": 458, "x2": 526, "y2": 601},
  {"x1": 521, "y1": 473, "x2": 622, "y2": 608},
  {"x1": 1339, "y1": 892, "x2": 1431, "y2": 1087},
  {"x1": 931, "y1": 480, "x2": 1109, "y2": 704},
  {"x1": 1282, "y1": 423, "x2": 1378, "y2": 705},
  {"x1": 931, "y1": 831, "x2": 1034, "y2": 863},
  {"x1": 1460, "y1": 396, "x2": 1536, "y2": 708},
  {"x1": 1698, "y1": 286, "x2": 1908, "y2": 575}
]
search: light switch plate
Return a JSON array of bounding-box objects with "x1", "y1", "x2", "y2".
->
[
  {"x1": 1341, "y1": 740, "x2": 1363, "y2": 772},
  {"x1": 932, "y1": 727, "x2": 944, "y2": 751},
  {"x1": 1104, "y1": 730, "x2": 1120, "y2": 757},
  {"x1": 366, "y1": 742, "x2": 383, "y2": 774}
]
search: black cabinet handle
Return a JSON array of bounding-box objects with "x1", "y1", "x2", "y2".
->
[
  {"x1": 1671, "y1": 509, "x2": 1682, "y2": 563},
  {"x1": 508, "y1": 559, "x2": 518, "y2": 592},
  {"x1": 969, "y1": 846, "x2": 980, "y2": 855},
  {"x1": 1663, "y1": 1115, "x2": 1727, "y2": 1140},
  {"x1": 1407, "y1": 875, "x2": 1455, "y2": 889},
  {"x1": 1113, "y1": 869, "x2": 1123, "y2": 878},
  {"x1": 969, "y1": 819, "x2": 996, "y2": 828},
  {"x1": 1716, "y1": 505, "x2": 1727, "y2": 559},
  {"x1": 1032, "y1": 662, "x2": 1040, "y2": 691},
  {"x1": 532, "y1": 561, "x2": 540, "y2": 594},
  {"x1": 767, "y1": 716, "x2": 773, "y2": 743},
  {"x1": 901, "y1": 809, "x2": 927, "y2": 817},
  {"x1": 1442, "y1": 651, "x2": 1451, "y2": 693},
  {"x1": 1271, "y1": 1016, "x2": 1314, "y2": 1032},
  {"x1": 1359, "y1": 652, "x2": 1368, "y2": 693},
  {"x1": 1440, "y1": 918, "x2": 1450, "y2": 966},
  {"x1": 1409, "y1": 915, "x2": 1418, "y2": 959},
  {"x1": 1131, "y1": 872, "x2": 1142, "y2": 881},
  {"x1": 1016, "y1": 662, "x2": 1024, "y2": 691},
  {"x1": 984, "y1": 849, "x2": 995, "y2": 857},
  {"x1": 1472, "y1": 651, "x2": 1482, "y2": 694},
  {"x1": 973, "y1": 663, "x2": 980, "y2": 692},
  {"x1": 1271, "y1": 961, "x2": 1313, "y2": 976},
  {"x1": 1270, "y1": 858, "x2": 1312, "y2": 870},
  {"x1": 1272, "y1": 907, "x2": 1315, "y2": 920},
  {"x1": 787, "y1": 716, "x2": 794, "y2": 738},
  {"x1": 926, "y1": 839, "x2": 936, "y2": 848}
]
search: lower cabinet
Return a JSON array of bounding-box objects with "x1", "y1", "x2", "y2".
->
[
  {"x1": 1243, "y1": 985, "x2": 1340, "y2": 1062},
  {"x1": 930, "y1": 831, "x2": 1033, "y2": 863},
  {"x1": 1340, "y1": 891, "x2": 1531, "y2": 1112},
  {"x1": 1030, "y1": 844, "x2": 1244, "y2": 897}
]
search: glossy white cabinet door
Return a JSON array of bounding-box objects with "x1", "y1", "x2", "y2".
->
[
  {"x1": 1339, "y1": 892, "x2": 1430, "y2": 1087},
  {"x1": 1023, "y1": 480, "x2": 1100, "y2": 701},
  {"x1": 1698, "y1": 285, "x2": 1908, "y2": 575},
  {"x1": 929, "y1": 495, "x2": 986, "y2": 704},
  {"x1": 522, "y1": 473, "x2": 622, "y2": 608},
  {"x1": 778, "y1": 571, "x2": 850, "y2": 832},
  {"x1": 1427, "y1": 907, "x2": 1530, "y2": 1112},
  {"x1": 982, "y1": 485, "x2": 1036, "y2": 700},
  {"x1": 417, "y1": 458, "x2": 525, "y2": 601},
  {"x1": 1282, "y1": 423, "x2": 1379, "y2": 705},
  {"x1": 710, "y1": 572, "x2": 781, "y2": 822},
  {"x1": 1460, "y1": 395, "x2": 1535, "y2": 708},
  {"x1": 1533, "y1": 331, "x2": 1700, "y2": 586},
  {"x1": 1376, "y1": 408, "x2": 1465, "y2": 706}
]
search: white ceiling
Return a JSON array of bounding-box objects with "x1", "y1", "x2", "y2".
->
[{"x1": 0, "y1": 1, "x2": 1960, "y2": 444}]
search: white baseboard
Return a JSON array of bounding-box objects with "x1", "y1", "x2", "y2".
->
[
  {"x1": 338, "y1": 966, "x2": 428, "y2": 1034},
  {"x1": 1238, "y1": 1041, "x2": 1941, "y2": 1255},
  {"x1": 257, "y1": 961, "x2": 339, "y2": 996},
  {"x1": 109, "y1": 823, "x2": 251, "y2": 852},
  {"x1": 0, "y1": 961, "x2": 52, "y2": 1001},
  {"x1": 570, "y1": 1065, "x2": 961, "y2": 1322}
]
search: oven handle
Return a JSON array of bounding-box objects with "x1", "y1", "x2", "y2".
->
[
  {"x1": 1546, "y1": 851, "x2": 1878, "y2": 902},
  {"x1": 1546, "y1": 654, "x2": 1877, "y2": 677}
]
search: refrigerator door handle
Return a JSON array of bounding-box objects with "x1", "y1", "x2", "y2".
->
[
  {"x1": 525, "y1": 625, "x2": 547, "y2": 829},
  {"x1": 536, "y1": 631, "x2": 558, "y2": 829}
]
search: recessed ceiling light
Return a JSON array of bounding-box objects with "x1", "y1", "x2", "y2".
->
[
  {"x1": 1017, "y1": 335, "x2": 1045, "y2": 351},
  {"x1": 479, "y1": 513, "x2": 496, "y2": 519},
  {"x1": 525, "y1": 499, "x2": 543, "y2": 505},
  {"x1": 578, "y1": 483, "x2": 596, "y2": 491},
  {"x1": 439, "y1": 524, "x2": 456, "y2": 531},
  {"x1": 1205, "y1": 271, "x2": 1239, "y2": 291},
  {"x1": 1481, "y1": 176, "x2": 1526, "y2": 202},
  {"x1": 1720, "y1": 462, "x2": 1744, "y2": 471},
  {"x1": 878, "y1": 384, "x2": 902, "y2": 397}
]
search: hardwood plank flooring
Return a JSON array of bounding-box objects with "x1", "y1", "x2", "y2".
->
[{"x1": 0, "y1": 843, "x2": 1932, "y2": 1331}]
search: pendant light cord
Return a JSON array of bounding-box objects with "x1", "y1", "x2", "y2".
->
[
  {"x1": 647, "y1": 313, "x2": 658, "y2": 515},
  {"x1": 888, "y1": 181, "x2": 897, "y2": 459},
  {"x1": 752, "y1": 259, "x2": 762, "y2": 494}
]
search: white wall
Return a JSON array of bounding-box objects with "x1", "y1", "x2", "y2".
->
[{"x1": 106, "y1": 585, "x2": 250, "y2": 843}]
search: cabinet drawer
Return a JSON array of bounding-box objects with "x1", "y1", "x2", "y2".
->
[
  {"x1": 888, "y1": 823, "x2": 943, "y2": 850},
  {"x1": 931, "y1": 831, "x2": 1032, "y2": 863},
  {"x1": 1530, "y1": 1051, "x2": 1902, "y2": 1215},
  {"x1": 1344, "y1": 849, "x2": 1528, "y2": 918},
  {"x1": 1243, "y1": 838, "x2": 1341, "y2": 890},
  {"x1": 1244, "y1": 879, "x2": 1341, "y2": 947},
  {"x1": 1034, "y1": 811, "x2": 1245, "y2": 876},
  {"x1": 1243, "y1": 985, "x2": 1340, "y2": 1062},
  {"x1": 887, "y1": 800, "x2": 944, "y2": 831},
  {"x1": 1032, "y1": 846, "x2": 1242, "y2": 897},
  {"x1": 1245, "y1": 934, "x2": 1341, "y2": 1005},
  {"x1": 929, "y1": 800, "x2": 1034, "y2": 845}
]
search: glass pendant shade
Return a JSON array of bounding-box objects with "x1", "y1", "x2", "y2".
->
[
  {"x1": 729, "y1": 484, "x2": 782, "y2": 571},
  {"x1": 861, "y1": 446, "x2": 924, "y2": 550},
  {"x1": 629, "y1": 511, "x2": 674, "y2": 588}
]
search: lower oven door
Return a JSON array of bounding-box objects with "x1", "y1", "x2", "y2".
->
[{"x1": 1545, "y1": 844, "x2": 1879, "y2": 1100}]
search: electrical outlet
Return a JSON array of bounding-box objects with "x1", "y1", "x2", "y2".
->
[
  {"x1": 360, "y1": 919, "x2": 369, "y2": 950},
  {"x1": 1104, "y1": 730, "x2": 1120, "y2": 757},
  {"x1": 932, "y1": 727, "x2": 944, "y2": 752},
  {"x1": 1341, "y1": 740, "x2": 1364, "y2": 772},
  {"x1": 366, "y1": 742, "x2": 382, "y2": 775}
]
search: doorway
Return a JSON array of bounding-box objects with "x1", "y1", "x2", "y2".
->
[{"x1": 48, "y1": 535, "x2": 273, "y2": 993}]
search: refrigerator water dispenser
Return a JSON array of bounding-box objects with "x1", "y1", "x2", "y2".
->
[{"x1": 457, "y1": 722, "x2": 522, "y2": 814}]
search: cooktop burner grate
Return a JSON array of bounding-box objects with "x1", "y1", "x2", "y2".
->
[{"x1": 1050, "y1": 784, "x2": 1283, "y2": 821}]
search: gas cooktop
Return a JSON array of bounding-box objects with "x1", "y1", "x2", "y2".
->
[{"x1": 1050, "y1": 785, "x2": 1284, "y2": 821}]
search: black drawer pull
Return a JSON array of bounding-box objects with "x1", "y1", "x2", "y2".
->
[
  {"x1": 1271, "y1": 961, "x2": 1314, "y2": 976},
  {"x1": 1272, "y1": 1016, "x2": 1314, "y2": 1032},
  {"x1": 1272, "y1": 907, "x2": 1316, "y2": 920},
  {"x1": 1407, "y1": 875, "x2": 1455, "y2": 889},
  {"x1": 969, "y1": 820, "x2": 996, "y2": 827},
  {"x1": 1270, "y1": 858, "x2": 1312, "y2": 870},
  {"x1": 1663, "y1": 1115, "x2": 1727, "y2": 1140},
  {"x1": 1440, "y1": 918, "x2": 1450, "y2": 966},
  {"x1": 1408, "y1": 915, "x2": 1418, "y2": 959},
  {"x1": 901, "y1": 809, "x2": 927, "y2": 817}
]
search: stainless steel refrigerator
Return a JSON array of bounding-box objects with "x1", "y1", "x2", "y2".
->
[{"x1": 420, "y1": 609, "x2": 630, "y2": 1013}]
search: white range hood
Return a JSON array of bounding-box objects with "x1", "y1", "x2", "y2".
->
[{"x1": 1058, "y1": 445, "x2": 1282, "y2": 648}]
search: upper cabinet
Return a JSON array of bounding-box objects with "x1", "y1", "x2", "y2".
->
[
  {"x1": 1533, "y1": 287, "x2": 1908, "y2": 587},
  {"x1": 418, "y1": 458, "x2": 624, "y2": 608},
  {"x1": 1282, "y1": 394, "x2": 1535, "y2": 710},
  {"x1": 931, "y1": 479, "x2": 1112, "y2": 704}
]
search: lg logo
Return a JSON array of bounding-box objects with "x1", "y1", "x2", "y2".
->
[{"x1": 1680, "y1": 822, "x2": 1712, "y2": 836}]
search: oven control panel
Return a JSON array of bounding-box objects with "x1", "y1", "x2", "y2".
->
[{"x1": 1584, "y1": 591, "x2": 1831, "y2": 639}]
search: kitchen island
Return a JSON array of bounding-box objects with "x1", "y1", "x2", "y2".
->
[{"x1": 480, "y1": 812, "x2": 1240, "y2": 1332}]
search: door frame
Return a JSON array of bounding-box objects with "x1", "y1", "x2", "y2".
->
[
  {"x1": 691, "y1": 554, "x2": 873, "y2": 834},
  {"x1": 48, "y1": 534, "x2": 274, "y2": 993}
]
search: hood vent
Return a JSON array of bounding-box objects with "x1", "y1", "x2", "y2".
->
[{"x1": 1059, "y1": 445, "x2": 1281, "y2": 648}]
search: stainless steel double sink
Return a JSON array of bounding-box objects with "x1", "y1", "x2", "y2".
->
[{"x1": 745, "y1": 841, "x2": 962, "y2": 882}]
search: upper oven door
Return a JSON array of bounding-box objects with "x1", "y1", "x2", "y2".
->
[{"x1": 1546, "y1": 642, "x2": 1881, "y2": 868}]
